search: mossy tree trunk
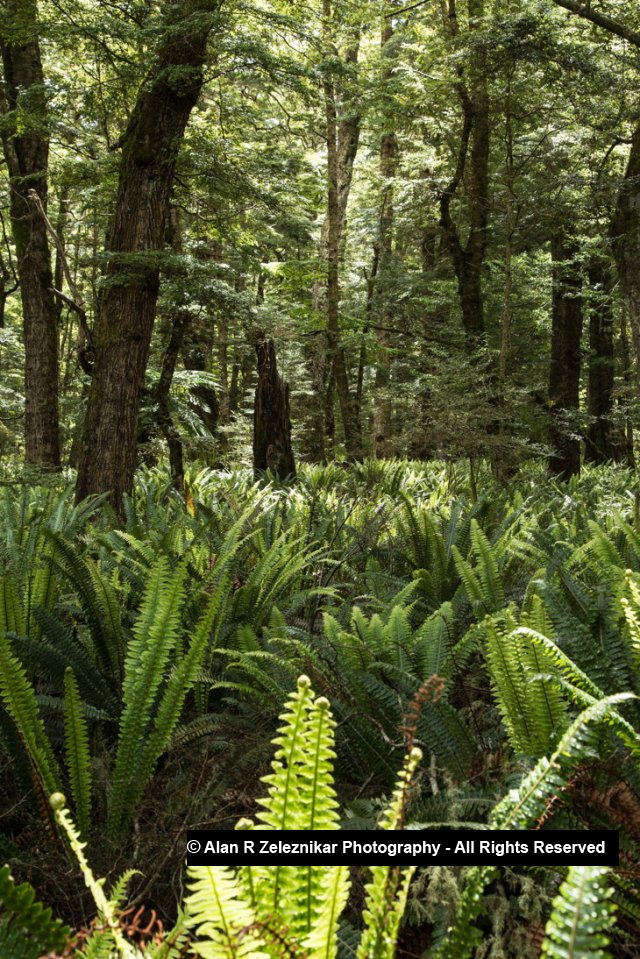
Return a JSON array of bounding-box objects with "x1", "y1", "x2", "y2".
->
[
  {"x1": 611, "y1": 122, "x2": 640, "y2": 391},
  {"x1": 438, "y1": 0, "x2": 490, "y2": 349},
  {"x1": 0, "y1": 0, "x2": 60, "y2": 469},
  {"x1": 372, "y1": 10, "x2": 397, "y2": 460},
  {"x1": 75, "y1": 0, "x2": 217, "y2": 513}
]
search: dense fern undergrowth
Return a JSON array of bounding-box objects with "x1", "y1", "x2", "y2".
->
[{"x1": 1, "y1": 459, "x2": 640, "y2": 957}]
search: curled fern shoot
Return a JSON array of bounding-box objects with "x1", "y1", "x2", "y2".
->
[{"x1": 50, "y1": 793, "x2": 137, "y2": 959}]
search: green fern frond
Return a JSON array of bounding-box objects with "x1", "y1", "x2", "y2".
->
[
  {"x1": 46, "y1": 531, "x2": 125, "y2": 679},
  {"x1": 541, "y1": 866, "x2": 615, "y2": 959},
  {"x1": 135, "y1": 572, "x2": 232, "y2": 809},
  {"x1": 0, "y1": 576, "x2": 25, "y2": 637},
  {"x1": 356, "y1": 748, "x2": 422, "y2": 959},
  {"x1": 187, "y1": 866, "x2": 266, "y2": 959},
  {"x1": 0, "y1": 627, "x2": 60, "y2": 799},
  {"x1": 108, "y1": 558, "x2": 186, "y2": 839},
  {"x1": 0, "y1": 864, "x2": 70, "y2": 959},
  {"x1": 50, "y1": 793, "x2": 140, "y2": 959},
  {"x1": 63, "y1": 667, "x2": 92, "y2": 838}
]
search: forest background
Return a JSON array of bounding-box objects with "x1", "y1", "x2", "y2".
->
[
  {"x1": 1, "y1": 0, "x2": 639, "y2": 488},
  {"x1": 2, "y1": 1, "x2": 640, "y2": 958}
]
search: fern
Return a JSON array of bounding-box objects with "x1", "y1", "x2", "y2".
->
[
  {"x1": 107, "y1": 558, "x2": 186, "y2": 839},
  {"x1": 356, "y1": 747, "x2": 422, "y2": 959},
  {"x1": 484, "y1": 604, "x2": 567, "y2": 756},
  {"x1": 434, "y1": 693, "x2": 636, "y2": 959},
  {"x1": 46, "y1": 531, "x2": 125, "y2": 680},
  {"x1": 0, "y1": 864, "x2": 70, "y2": 959},
  {"x1": 541, "y1": 866, "x2": 615, "y2": 959},
  {"x1": 63, "y1": 667, "x2": 92, "y2": 838},
  {"x1": 0, "y1": 626, "x2": 60, "y2": 799},
  {"x1": 452, "y1": 519, "x2": 504, "y2": 616},
  {"x1": 186, "y1": 676, "x2": 421, "y2": 959},
  {"x1": 187, "y1": 866, "x2": 265, "y2": 959}
]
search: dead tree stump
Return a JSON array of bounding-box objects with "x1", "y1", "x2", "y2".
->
[{"x1": 253, "y1": 337, "x2": 296, "y2": 479}]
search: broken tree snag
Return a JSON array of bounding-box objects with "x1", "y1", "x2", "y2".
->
[{"x1": 253, "y1": 337, "x2": 296, "y2": 480}]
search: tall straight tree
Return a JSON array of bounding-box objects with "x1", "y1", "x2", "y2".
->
[
  {"x1": 75, "y1": 0, "x2": 219, "y2": 511},
  {"x1": 372, "y1": 6, "x2": 398, "y2": 459},
  {"x1": 439, "y1": 0, "x2": 490, "y2": 347},
  {"x1": 548, "y1": 234, "x2": 582, "y2": 479},
  {"x1": 307, "y1": 33, "x2": 360, "y2": 461},
  {"x1": 547, "y1": 0, "x2": 640, "y2": 388},
  {"x1": 0, "y1": 0, "x2": 60, "y2": 469},
  {"x1": 314, "y1": 0, "x2": 361, "y2": 461},
  {"x1": 611, "y1": 124, "x2": 640, "y2": 387},
  {"x1": 584, "y1": 261, "x2": 617, "y2": 464}
]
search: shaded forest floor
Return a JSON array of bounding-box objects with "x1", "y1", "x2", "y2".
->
[{"x1": 1, "y1": 459, "x2": 640, "y2": 957}]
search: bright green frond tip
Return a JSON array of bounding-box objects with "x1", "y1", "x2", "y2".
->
[
  {"x1": 541, "y1": 866, "x2": 616, "y2": 959},
  {"x1": 253, "y1": 672, "x2": 339, "y2": 831},
  {"x1": 185, "y1": 675, "x2": 423, "y2": 959}
]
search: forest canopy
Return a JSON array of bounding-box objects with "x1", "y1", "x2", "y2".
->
[
  {"x1": 0, "y1": 0, "x2": 638, "y2": 489},
  {"x1": 2, "y1": 2, "x2": 640, "y2": 958}
]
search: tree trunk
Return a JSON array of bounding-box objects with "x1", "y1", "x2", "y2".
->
[
  {"x1": 619, "y1": 310, "x2": 636, "y2": 466},
  {"x1": 548, "y1": 235, "x2": 582, "y2": 480},
  {"x1": 253, "y1": 336, "x2": 295, "y2": 479},
  {"x1": 611, "y1": 121, "x2": 640, "y2": 390},
  {"x1": 0, "y1": 0, "x2": 60, "y2": 469},
  {"x1": 372, "y1": 13, "x2": 397, "y2": 460},
  {"x1": 438, "y1": 0, "x2": 490, "y2": 348},
  {"x1": 584, "y1": 262, "x2": 618, "y2": 464},
  {"x1": 0, "y1": 213, "x2": 18, "y2": 331},
  {"x1": 75, "y1": 0, "x2": 217, "y2": 512},
  {"x1": 308, "y1": 9, "x2": 361, "y2": 461}
]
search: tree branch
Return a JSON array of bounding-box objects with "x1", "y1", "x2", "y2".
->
[
  {"x1": 27, "y1": 189, "x2": 94, "y2": 373},
  {"x1": 551, "y1": 0, "x2": 640, "y2": 49}
]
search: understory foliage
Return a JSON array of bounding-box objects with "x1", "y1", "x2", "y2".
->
[
  {"x1": 1, "y1": 461, "x2": 640, "y2": 956},
  {"x1": 1, "y1": 675, "x2": 621, "y2": 958}
]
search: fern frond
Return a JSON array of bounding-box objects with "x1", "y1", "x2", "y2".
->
[
  {"x1": 186, "y1": 866, "x2": 265, "y2": 959},
  {"x1": 50, "y1": 794, "x2": 137, "y2": 958},
  {"x1": 356, "y1": 748, "x2": 422, "y2": 959},
  {"x1": 541, "y1": 866, "x2": 615, "y2": 959},
  {"x1": 108, "y1": 559, "x2": 186, "y2": 839},
  {"x1": 63, "y1": 668, "x2": 92, "y2": 838},
  {"x1": 0, "y1": 628, "x2": 60, "y2": 798},
  {"x1": 0, "y1": 864, "x2": 70, "y2": 959}
]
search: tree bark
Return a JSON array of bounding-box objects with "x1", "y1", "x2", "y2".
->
[
  {"x1": 308, "y1": 8, "x2": 361, "y2": 461},
  {"x1": 439, "y1": 0, "x2": 490, "y2": 348},
  {"x1": 75, "y1": 0, "x2": 217, "y2": 512},
  {"x1": 584, "y1": 262, "x2": 618, "y2": 465},
  {"x1": 611, "y1": 121, "x2": 640, "y2": 390},
  {"x1": 0, "y1": 0, "x2": 60, "y2": 469},
  {"x1": 548, "y1": 235, "x2": 582, "y2": 480},
  {"x1": 372, "y1": 13, "x2": 397, "y2": 460},
  {"x1": 0, "y1": 212, "x2": 18, "y2": 330},
  {"x1": 253, "y1": 336, "x2": 295, "y2": 479}
]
